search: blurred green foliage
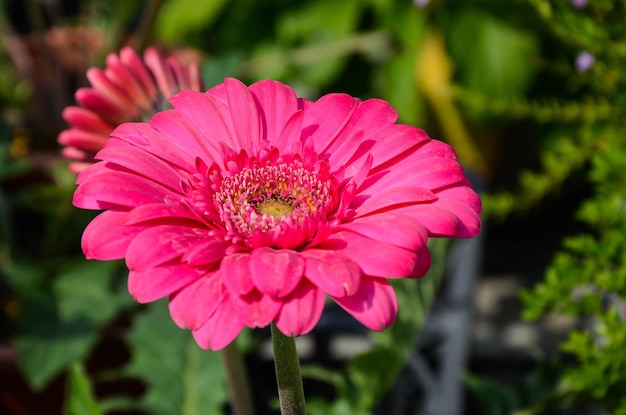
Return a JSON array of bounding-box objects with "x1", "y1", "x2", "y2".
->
[{"x1": 1, "y1": 0, "x2": 625, "y2": 414}]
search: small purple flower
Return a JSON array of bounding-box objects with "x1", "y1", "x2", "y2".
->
[
  {"x1": 575, "y1": 51, "x2": 594, "y2": 72},
  {"x1": 571, "y1": 0, "x2": 588, "y2": 9}
]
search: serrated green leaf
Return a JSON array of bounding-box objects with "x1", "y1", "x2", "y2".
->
[
  {"x1": 64, "y1": 362, "x2": 102, "y2": 415},
  {"x1": 124, "y1": 300, "x2": 228, "y2": 415}
]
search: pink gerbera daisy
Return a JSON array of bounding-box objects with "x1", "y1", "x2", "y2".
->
[
  {"x1": 73, "y1": 78, "x2": 481, "y2": 351},
  {"x1": 59, "y1": 46, "x2": 203, "y2": 173}
]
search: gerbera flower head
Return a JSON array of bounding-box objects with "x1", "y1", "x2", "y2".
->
[
  {"x1": 73, "y1": 78, "x2": 481, "y2": 350},
  {"x1": 58, "y1": 46, "x2": 203, "y2": 173}
]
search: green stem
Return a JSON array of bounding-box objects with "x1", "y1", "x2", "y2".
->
[
  {"x1": 270, "y1": 323, "x2": 307, "y2": 415},
  {"x1": 135, "y1": 0, "x2": 164, "y2": 53},
  {"x1": 220, "y1": 342, "x2": 256, "y2": 415}
]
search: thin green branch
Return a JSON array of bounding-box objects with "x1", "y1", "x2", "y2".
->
[{"x1": 240, "y1": 30, "x2": 391, "y2": 78}]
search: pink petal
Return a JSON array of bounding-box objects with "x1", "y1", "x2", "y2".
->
[
  {"x1": 192, "y1": 296, "x2": 244, "y2": 351},
  {"x1": 123, "y1": 203, "x2": 202, "y2": 226},
  {"x1": 126, "y1": 225, "x2": 209, "y2": 272},
  {"x1": 73, "y1": 169, "x2": 174, "y2": 210},
  {"x1": 144, "y1": 47, "x2": 178, "y2": 99},
  {"x1": 128, "y1": 264, "x2": 204, "y2": 303},
  {"x1": 121, "y1": 47, "x2": 157, "y2": 102},
  {"x1": 392, "y1": 204, "x2": 461, "y2": 237},
  {"x1": 301, "y1": 93, "x2": 358, "y2": 155},
  {"x1": 249, "y1": 79, "x2": 299, "y2": 145},
  {"x1": 435, "y1": 184, "x2": 482, "y2": 238},
  {"x1": 229, "y1": 289, "x2": 283, "y2": 328},
  {"x1": 85, "y1": 68, "x2": 141, "y2": 119},
  {"x1": 408, "y1": 138, "x2": 459, "y2": 161},
  {"x1": 168, "y1": 270, "x2": 225, "y2": 330},
  {"x1": 149, "y1": 109, "x2": 224, "y2": 166},
  {"x1": 104, "y1": 52, "x2": 152, "y2": 111},
  {"x1": 110, "y1": 123, "x2": 192, "y2": 169},
  {"x1": 62, "y1": 147, "x2": 90, "y2": 162},
  {"x1": 58, "y1": 128, "x2": 109, "y2": 151},
  {"x1": 337, "y1": 214, "x2": 428, "y2": 250},
  {"x1": 181, "y1": 238, "x2": 226, "y2": 266},
  {"x1": 332, "y1": 276, "x2": 398, "y2": 331},
  {"x1": 344, "y1": 153, "x2": 372, "y2": 191},
  {"x1": 74, "y1": 159, "x2": 110, "y2": 188},
  {"x1": 362, "y1": 156, "x2": 466, "y2": 194},
  {"x1": 323, "y1": 231, "x2": 419, "y2": 278},
  {"x1": 434, "y1": 202, "x2": 481, "y2": 237},
  {"x1": 75, "y1": 88, "x2": 130, "y2": 125},
  {"x1": 346, "y1": 124, "x2": 430, "y2": 171},
  {"x1": 300, "y1": 249, "x2": 361, "y2": 297},
  {"x1": 249, "y1": 248, "x2": 304, "y2": 298},
  {"x1": 95, "y1": 145, "x2": 184, "y2": 192},
  {"x1": 274, "y1": 110, "x2": 304, "y2": 154},
  {"x1": 275, "y1": 279, "x2": 325, "y2": 336},
  {"x1": 81, "y1": 210, "x2": 144, "y2": 260},
  {"x1": 412, "y1": 243, "x2": 432, "y2": 278},
  {"x1": 351, "y1": 185, "x2": 438, "y2": 216},
  {"x1": 221, "y1": 253, "x2": 255, "y2": 296},
  {"x1": 224, "y1": 77, "x2": 261, "y2": 152},
  {"x1": 62, "y1": 106, "x2": 115, "y2": 135},
  {"x1": 326, "y1": 98, "x2": 398, "y2": 167},
  {"x1": 170, "y1": 90, "x2": 238, "y2": 152}
]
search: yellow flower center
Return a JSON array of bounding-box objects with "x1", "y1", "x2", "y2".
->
[{"x1": 256, "y1": 197, "x2": 296, "y2": 218}]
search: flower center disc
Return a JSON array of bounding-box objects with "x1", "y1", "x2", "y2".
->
[
  {"x1": 256, "y1": 197, "x2": 295, "y2": 218},
  {"x1": 214, "y1": 162, "x2": 335, "y2": 247}
]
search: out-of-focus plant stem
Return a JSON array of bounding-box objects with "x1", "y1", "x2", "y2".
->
[
  {"x1": 416, "y1": 31, "x2": 489, "y2": 177},
  {"x1": 220, "y1": 342, "x2": 256, "y2": 415},
  {"x1": 241, "y1": 30, "x2": 392, "y2": 78},
  {"x1": 23, "y1": 0, "x2": 69, "y2": 127},
  {"x1": 135, "y1": 0, "x2": 164, "y2": 53}
]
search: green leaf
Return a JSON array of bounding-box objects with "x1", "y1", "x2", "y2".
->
[
  {"x1": 448, "y1": 10, "x2": 538, "y2": 97},
  {"x1": 465, "y1": 373, "x2": 521, "y2": 415},
  {"x1": 378, "y1": 3, "x2": 427, "y2": 124},
  {"x1": 465, "y1": 360, "x2": 563, "y2": 415},
  {"x1": 371, "y1": 238, "x2": 449, "y2": 355},
  {"x1": 14, "y1": 260, "x2": 128, "y2": 389},
  {"x1": 201, "y1": 53, "x2": 246, "y2": 88},
  {"x1": 275, "y1": 0, "x2": 362, "y2": 87},
  {"x1": 53, "y1": 260, "x2": 131, "y2": 325},
  {"x1": 308, "y1": 396, "x2": 366, "y2": 415},
  {"x1": 15, "y1": 299, "x2": 96, "y2": 390},
  {"x1": 64, "y1": 362, "x2": 102, "y2": 415},
  {"x1": 124, "y1": 300, "x2": 228, "y2": 415},
  {"x1": 155, "y1": 0, "x2": 228, "y2": 42},
  {"x1": 346, "y1": 347, "x2": 404, "y2": 410}
]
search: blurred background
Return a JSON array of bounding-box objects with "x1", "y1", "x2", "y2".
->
[{"x1": 1, "y1": 0, "x2": 625, "y2": 414}]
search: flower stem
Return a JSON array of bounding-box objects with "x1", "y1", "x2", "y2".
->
[
  {"x1": 270, "y1": 323, "x2": 307, "y2": 415},
  {"x1": 220, "y1": 342, "x2": 256, "y2": 415},
  {"x1": 135, "y1": 0, "x2": 164, "y2": 53}
]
